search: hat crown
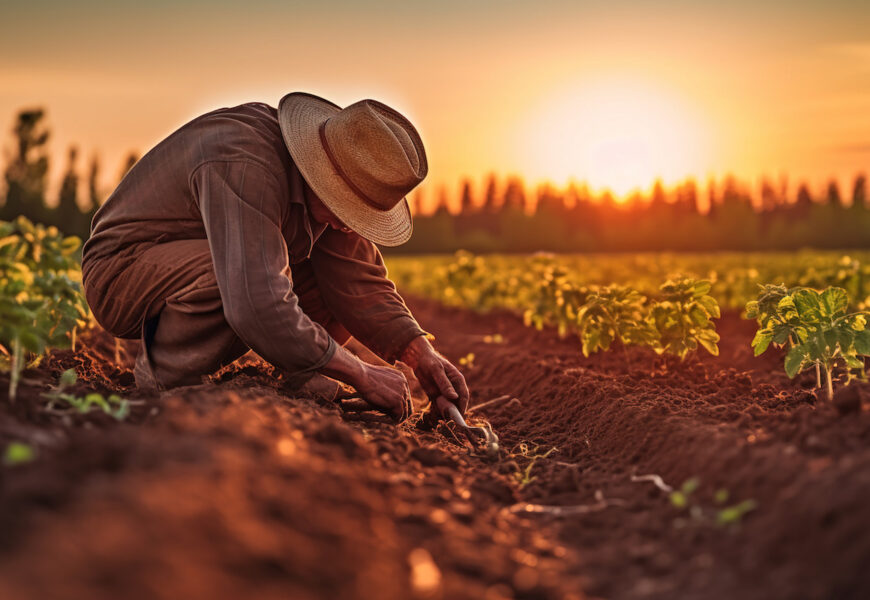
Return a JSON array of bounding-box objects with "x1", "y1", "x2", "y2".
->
[{"x1": 320, "y1": 100, "x2": 428, "y2": 211}]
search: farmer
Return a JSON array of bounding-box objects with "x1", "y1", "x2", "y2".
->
[{"x1": 81, "y1": 92, "x2": 468, "y2": 423}]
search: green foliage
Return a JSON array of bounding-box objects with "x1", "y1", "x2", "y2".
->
[
  {"x1": 42, "y1": 369, "x2": 129, "y2": 420},
  {"x1": 669, "y1": 477, "x2": 700, "y2": 509},
  {"x1": 716, "y1": 499, "x2": 758, "y2": 525},
  {"x1": 576, "y1": 285, "x2": 656, "y2": 356},
  {"x1": 648, "y1": 278, "x2": 721, "y2": 359},
  {"x1": 3, "y1": 441, "x2": 36, "y2": 466},
  {"x1": 747, "y1": 285, "x2": 870, "y2": 400},
  {"x1": 0, "y1": 217, "x2": 88, "y2": 401}
]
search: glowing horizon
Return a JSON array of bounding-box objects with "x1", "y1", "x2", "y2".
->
[{"x1": 1, "y1": 0, "x2": 869, "y2": 212}]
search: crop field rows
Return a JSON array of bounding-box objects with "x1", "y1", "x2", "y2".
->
[{"x1": 1, "y1": 220, "x2": 869, "y2": 600}]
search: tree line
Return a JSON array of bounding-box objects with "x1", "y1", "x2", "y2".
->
[
  {"x1": 1, "y1": 108, "x2": 868, "y2": 253},
  {"x1": 399, "y1": 172, "x2": 870, "y2": 253},
  {"x1": 0, "y1": 109, "x2": 137, "y2": 239}
]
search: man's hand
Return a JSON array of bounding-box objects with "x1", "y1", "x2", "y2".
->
[
  {"x1": 322, "y1": 346, "x2": 412, "y2": 422},
  {"x1": 401, "y1": 336, "x2": 470, "y2": 416},
  {"x1": 353, "y1": 363, "x2": 412, "y2": 422}
]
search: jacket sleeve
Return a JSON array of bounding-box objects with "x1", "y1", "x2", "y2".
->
[
  {"x1": 310, "y1": 227, "x2": 427, "y2": 363},
  {"x1": 192, "y1": 160, "x2": 336, "y2": 381}
]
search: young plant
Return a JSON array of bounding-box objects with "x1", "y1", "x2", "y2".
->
[
  {"x1": 510, "y1": 442, "x2": 558, "y2": 487},
  {"x1": 750, "y1": 286, "x2": 870, "y2": 401},
  {"x1": 648, "y1": 278, "x2": 721, "y2": 359},
  {"x1": 575, "y1": 285, "x2": 658, "y2": 359},
  {"x1": 524, "y1": 264, "x2": 589, "y2": 337},
  {"x1": 42, "y1": 369, "x2": 129, "y2": 421},
  {"x1": 0, "y1": 217, "x2": 89, "y2": 401}
]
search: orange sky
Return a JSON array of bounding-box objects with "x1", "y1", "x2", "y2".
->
[{"x1": 2, "y1": 0, "x2": 870, "y2": 209}]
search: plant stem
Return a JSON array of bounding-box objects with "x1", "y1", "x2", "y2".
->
[
  {"x1": 9, "y1": 337, "x2": 22, "y2": 403},
  {"x1": 825, "y1": 365, "x2": 834, "y2": 402},
  {"x1": 815, "y1": 362, "x2": 821, "y2": 389}
]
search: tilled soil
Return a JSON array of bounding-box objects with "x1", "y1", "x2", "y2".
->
[{"x1": 0, "y1": 296, "x2": 868, "y2": 600}]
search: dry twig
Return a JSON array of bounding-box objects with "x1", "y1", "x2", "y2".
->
[
  {"x1": 507, "y1": 490, "x2": 626, "y2": 516},
  {"x1": 630, "y1": 473, "x2": 674, "y2": 493}
]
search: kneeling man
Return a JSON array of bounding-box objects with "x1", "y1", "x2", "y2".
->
[{"x1": 82, "y1": 92, "x2": 467, "y2": 422}]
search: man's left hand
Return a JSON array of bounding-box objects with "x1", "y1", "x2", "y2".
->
[{"x1": 401, "y1": 336, "x2": 469, "y2": 416}]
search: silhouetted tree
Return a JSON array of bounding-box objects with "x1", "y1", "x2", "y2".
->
[
  {"x1": 825, "y1": 179, "x2": 844, "y2": 208},
  {"x1": 482, "y1": 173, "x2": 499, "y2": 213},
  {"x1": 852, "y1": 174, "x2": 866, "y2": 209},
  {"x1": 459, "y1": 179, "x2": 474, "y2": 214},
  {"x1": 1, "y1": 109, "x2": 50, "y2": 222},
  {"x1": 56, "y1": 145, "x2": 81, "y2": 233},
  {"x1": 502, "y1": 177, "x2": 526, "y2": 213},
  {"x1": 119, "y1": 151, "x2": 139, "y2": 181}
]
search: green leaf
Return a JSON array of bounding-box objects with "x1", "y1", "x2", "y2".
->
[
  {"x1": 855, "y1": 329, "x2": 870, "y2": 356},
  {"x1": 698, "y1": 336, "x2": 719, "y2": 356},
  {"x1": 700, "y1": 295, "x2": 721, "y2": 319},
  {"x1": 744, "y1": 300, "x2": 759, "y2": 319},
  {"x1": 784, "y1": 346, "x2": 807, "y2": 378},
  {"x1": 59, "y1": 368, "x2": 77, "y2": 387},
  {"x1": 752, "y1": 330, "x2": 773, "y2": 356},
  {"x1": 692, "y1": 280, "x2": 712, "y2": 297},
  {"x1": 681, "y1": 477, "x2": 700, "y2": 495},
  {"x1": 792, "y1": 289, "x2": 822, "y2": 321},
  {"x1": 3, "y1": 442, "x2": 36, "y2": 466},
  {"x1": 820, "y1": 287, "x2": 849, "y2": 317}
]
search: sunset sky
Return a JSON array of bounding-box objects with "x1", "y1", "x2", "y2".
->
[{"x1": 2, "y1": 0, "x2": 870, "y2": 208}]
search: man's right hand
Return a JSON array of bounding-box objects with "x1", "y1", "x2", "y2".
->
[
  {"x1": 321, "y1": 346, "x2": 412, "y2": 422},
  {"x1": 353, "y1": 363, "x2": 412, "y2": 422}
]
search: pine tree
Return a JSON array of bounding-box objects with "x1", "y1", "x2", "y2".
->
[
  {"x1": 56, "y1": 145, "x2": 81, "y2": 234},
  {"x1": 1, "y1": 109, "x2": 50, "y2": 223}
]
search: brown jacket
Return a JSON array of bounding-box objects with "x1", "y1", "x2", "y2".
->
[{"x1": 83, "y1": 102, "x2": 425, "y2": 378}]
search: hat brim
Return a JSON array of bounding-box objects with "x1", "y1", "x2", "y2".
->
[{"x1": 278, "y1": 92, "x2": 413, "y2": 247}]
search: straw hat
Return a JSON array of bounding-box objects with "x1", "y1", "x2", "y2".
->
[{"x1": 278, "y1": 92, "x2": 428, "y2": 246}]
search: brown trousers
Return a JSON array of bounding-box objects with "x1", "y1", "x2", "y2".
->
[{"x1": 83, "y1": 239, "x2": 349, "y2": 390}]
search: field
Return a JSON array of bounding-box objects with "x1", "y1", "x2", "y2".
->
[{"x1": 2, "y1": 240, "x2": 870, "y2": 599}]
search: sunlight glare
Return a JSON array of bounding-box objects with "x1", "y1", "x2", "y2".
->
[{"x1": 515, "y1": 77, "x2": 712, "y2": 198}]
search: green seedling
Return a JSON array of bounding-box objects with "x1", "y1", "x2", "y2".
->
[
  {"x1": 576, "y1": 285, "x2": 658, "y2": 359},
  {"x1": 42, "y1": 369, "x2": 129, "y2": 421},
  {"x1": 0, "y1": 217, "x2": 89, "y2": 401},
  {"x1": 648, "y1": 278, "x2": 721, "y2": 359},
  {"x1": 716, "y1": 499, "x2": 758, "y2": 525},
  {"x1": 669, "y1": 477, "x2": 700, "y2": 509},
  {"x1": 748, "y1": 286, "x2": 870, "y2": 401},
  {"x1": 3, "y1": 441, "x2": 36, "y2": 466},
  {"x1": 510, "y1": 442, "x2": 558, "y2": 487}
]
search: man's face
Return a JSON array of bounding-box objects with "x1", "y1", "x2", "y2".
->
[{"x1": 305, "y1": 187, "x2": 353, "y2": 234}]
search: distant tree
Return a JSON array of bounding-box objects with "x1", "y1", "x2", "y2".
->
[
  {"x1": 56, "y1": 145, "x2": 81, "y2": 233},
  {"x1": 760, "y1": 177, "x2": 778, "y2": 212},
  {"x1": 706, "y1": 177, "x2": 718, "y2": 216},
  {"x1": 459, "y1": 179, "x2": 474, "y2": 214},
  {"x1": 650, "y1": 179, "x2": 666, "y2": 209},
  {"x1": 482, "y1": 173, "x2": 499, "y2": 213},
  {"x1": 502, "y1": 176, "x2": 526, "y2": 212},
  {"x1": 852, "y1": 174, "x2": 866, "y2": 209},
  {"x1": 84, "y1": 154, "x2": 102, "y2": 234},
  {"x1": 434, "y1": 184, "x2": 450, "y2": 215},
  {"x1": 119, "y1": 151, "x2": 139, "y2": 181},
  {"x1": 825, "y1": 179, "x2": 843, "y2": 208},
  {"x1": 535, "y1": 183, "x2": 564, "y2": 215},
  {"x1": 795, "y1": 183, "x2": 813, "y2": 211},
  {"x1": 411, "y1": 187, "x2": 425, "y2": 215},
  {"x1": 1, "y1": 109, "x2": 50, "y2": 222},
  {"x1": 678, "y1": 179, "x2": 699, "y2": 215}
]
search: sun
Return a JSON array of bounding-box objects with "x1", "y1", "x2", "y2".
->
[{"x1": 514, "y1": 76, "x2": 712, "y2": 198}]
